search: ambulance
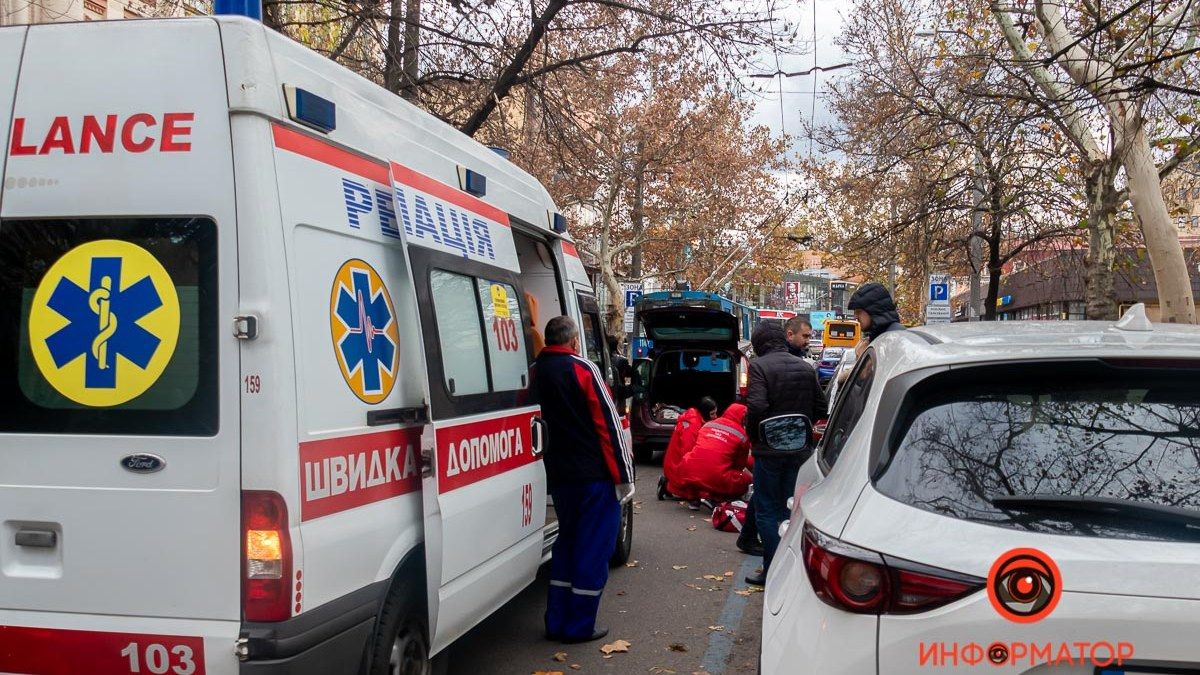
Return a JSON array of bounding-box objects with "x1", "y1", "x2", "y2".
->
[{"x1": 0, "y1": 15, "x2": 632, "y2": 674}]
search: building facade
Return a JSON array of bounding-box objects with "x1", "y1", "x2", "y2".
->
[{"x1": 0, "y1": 0, "x2": 200, "y2": 25}]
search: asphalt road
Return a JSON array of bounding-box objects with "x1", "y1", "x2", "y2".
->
[{"x1": 442, "y1": 462, "x2": 764, "y2": 675}]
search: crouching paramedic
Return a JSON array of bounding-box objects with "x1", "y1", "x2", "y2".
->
[
  {"x1": 661, "y1": 396, "x2": 719, "y2": 500},
  {"x1": 531, "y1": 316, "x2": 636, "y2": 644},
  {"x1": 675, "y1": 403, "x2": 753, "y2": 501}
]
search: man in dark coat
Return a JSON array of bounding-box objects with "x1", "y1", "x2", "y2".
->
[
  {"x1": 533, "y1": 316, "x2": 635, "y2": 643},
  {"x1": 847, "y1": 282, "x2": 906, "y2": 344},
  {"x1": 783, "y1": 317, "x2": 813, "y2": 359},
  {"x1": 743, "y1": 321, "x2": 827, "y2": 585}
]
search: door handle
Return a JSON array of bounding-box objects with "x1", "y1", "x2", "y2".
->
[
  {"x1": 531, "y1": 417, "x2": 547, "y2": 457},
  {"x1": 15, "y1": 529, "x2": 57, "y2": 548}
]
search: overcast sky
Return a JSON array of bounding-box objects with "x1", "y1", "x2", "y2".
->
[{"x1": 746, "y1": 0, "x2": 853, "y2": 161}]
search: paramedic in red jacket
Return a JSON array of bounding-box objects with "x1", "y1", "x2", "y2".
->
[
  {"x1": 661, "y1": 397, "x2": 719, "y2": 500},
  {"x1": 531, "y1": 316, "x2": 635, "y2": 644},
  {"x1": 675, "y1": 403, "x2": 754, "y2": 500}
]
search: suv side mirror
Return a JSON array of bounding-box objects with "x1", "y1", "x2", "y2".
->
[{"x1": 758, "y1": 414, "x2": 812, "y2": 453}]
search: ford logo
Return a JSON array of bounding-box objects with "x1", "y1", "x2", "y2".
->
[{"x1": 121, "y1": 453, "x2": 165, "y2": 474}]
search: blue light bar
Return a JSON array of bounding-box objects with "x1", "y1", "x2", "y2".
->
[
  {"x1": 461, "y1": 168, "x2": 486, "y2": 197},
  {"x1": 214, "y1": 0, "x2": 261, "y2": 19},
  {"x1": 283, "y1": 85, "x2": 336, "y2": 133},
  {"x1": 551, "y1": 212, "x2": 568, "y2": 233}
]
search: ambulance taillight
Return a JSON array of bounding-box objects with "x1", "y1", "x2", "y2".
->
[{"x1": 242, "y1": 490, "x2": 293, "y2": 622}]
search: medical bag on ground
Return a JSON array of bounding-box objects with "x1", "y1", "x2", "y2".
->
[{"x1": 711, "y1": 500, "x2": 749, "y2": 533}]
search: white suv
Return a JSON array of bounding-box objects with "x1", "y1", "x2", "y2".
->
[{"x1": 763, "y1": 308, "x2": 1200, "y2": 674}]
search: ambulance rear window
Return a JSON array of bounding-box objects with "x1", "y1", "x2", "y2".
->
[{"x1": 0, "y1": 217, "x2": 218, "y2": 435}]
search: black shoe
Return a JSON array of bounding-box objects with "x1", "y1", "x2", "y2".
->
[
  {"x1": 699, "y1": 498, "x2": 718, "y2": 511},
  {"x1": 745, "y1": 568, "x2": 766, "y2": 586},
  {"x1": 657, "y1": 476, "x2": 669, "y2": 501},
  {"x1": 545, "y1": 631, "x2": 563, "y2": 641},
  {"x1": 736, "y1": 538, "x2": 764, "y2": 557},
  {"x1": 562, "y1": 627, "x2": 609, "y2": 644}
]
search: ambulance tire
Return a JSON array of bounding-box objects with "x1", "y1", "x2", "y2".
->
[
  {"x1": 367, "y1": 579, "x2": 445, "y2": 675},
  {"x1": 609, "y1": 501, "x2": 634, "y2": 567}
]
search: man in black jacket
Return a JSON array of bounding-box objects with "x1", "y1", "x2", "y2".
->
[
  {"x1": 532, "y1": 316, "x2": 634, "y2": 644},
  {"x1": 847, "y1": 282, "x2": 906, "y2": 345},
  {"x1": 744, "y1": 320, "x2": 827, "y2": 585}
]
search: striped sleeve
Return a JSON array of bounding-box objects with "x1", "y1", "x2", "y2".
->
[{"x1": 571, "y1": 356, "x2": 635, "y2": 484}]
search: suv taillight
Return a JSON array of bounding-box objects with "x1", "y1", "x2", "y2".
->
[
  {"x1": 801, "y1": 523, "x2": 982, "y2": 615},
  {"x1": 242, "y1": 490, "x2": 292, "y2": 622}
]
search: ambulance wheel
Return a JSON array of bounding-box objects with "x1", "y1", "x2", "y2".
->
[
  {"x1": 368, "y1": 581, "x2": 443, "y2": 675},
  {"x1": 610, "y1": 501, "x2": 634, "y2": 567}
]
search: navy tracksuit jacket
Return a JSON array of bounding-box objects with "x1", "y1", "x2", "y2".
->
[{"x1": 531, "y1": 345, "x2": 634, "y2": 639}]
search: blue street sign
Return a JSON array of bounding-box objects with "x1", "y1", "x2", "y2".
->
[
  {"x1": 624, "y1": 290, "x2": 642, "y2": 308},
  {"x1": 930, "y1": 283, "x2": 949, "y2": 302}
]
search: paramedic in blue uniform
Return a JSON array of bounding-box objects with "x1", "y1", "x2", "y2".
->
[{"x1": 531, "y1": 315, "x2": 636, "y2": 644}]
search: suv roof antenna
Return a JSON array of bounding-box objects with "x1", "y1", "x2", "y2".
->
[{"x1": 1114, "y1": 303, "x2": 1153, "y2": 332}]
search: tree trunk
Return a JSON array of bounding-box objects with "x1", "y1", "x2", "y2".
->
[
  {"x1": 261, "y1": 0, "x2": 284, "y2": 30},
  {"x1": 984, "y1": 205, "x2": 1003, "y2": 321},
  {"x1": 630, "y1": 150, "x2": 645, "y2": 279},
  {"x1": 1121, "y1": 123, "x2": 1197, "y2": 323},
  {"x1": 400, "y1": 0, "x2": 420, "y2": 101},
  {"x1": 383, "y1": 0, "x2": 405, "y2": 93},
  {"x1": 1083, "y1": 162, "x2": 1119, "y2": 320}
]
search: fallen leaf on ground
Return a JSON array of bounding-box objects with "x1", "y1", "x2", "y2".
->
[
  {"x1": 684, "y1": 583, "x2": 703, "y2": 591},
  {"x1": 702, "y1": 574, "x2": 724, "y2": 581},
  {"x1": 569, "y1": 666, "x2": 581, "y2": 671},
  {"x1": 633, "y1": 501, "x2": 644, "y2": 506},
  {"x1": 599, "y1": 639, "x2": 631, "y2": 655},
  {"x1": 672, "y1": 565, "x2": 688, "y2": 570},
  {"x1": 724, "y1": 571, "x2": 734, "y2": 577},
  {"x1": 552, "y1": 652, "x2": 568, "y2": 663},
  {"x1": 687, "y1": 526, "x2": 697, "y2": 532},
  {"x1": 668, "y1": 643, "x2": 688, "y2": 652},
  {"x1": 708, "y1": 625, "x2": 725, "y2": 631},
  {"x1": 650, "y1": 668, "x2": 676, "y2": 674},
  {"x1": 625, "y1": 560, "x2": 639, "y2": 568},
  {"x1": 615, "y1": 590, "x2": 626, "y2": 596},
  {"x1": 532, "y1": 671, "x2": 564, "y2": 675},
  {"x1": 735, "y1": 587, "x2": 764, "y2": 596}
]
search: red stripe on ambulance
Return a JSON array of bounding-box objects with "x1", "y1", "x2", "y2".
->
[
  {"x1": 436, "y1": 409, "x2": 539, "y2": 494},
  {"x1": 299, "y1": 427, "x2": 423, "y2": 521},
  {"x1": 390, "y1": 161, "x2": 510, "y2": 227},
  {"x1": 0, "y1": 625, "x2": 205, "y2": 675},
  {"x1": 272, "y1": 123, "x2": 389, "y2": 184}
]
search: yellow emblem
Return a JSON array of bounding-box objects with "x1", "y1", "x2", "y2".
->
[
  {"x1": 329, "y1": 259, "x2": 400, "y2": 404},
  {"x1": 28, "y1": 240, "x2": 180, "y2": 407}
]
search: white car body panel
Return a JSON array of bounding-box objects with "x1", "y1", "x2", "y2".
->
[{"x1": 764, "y1": 319, "x2": 1200, "y2": 674}]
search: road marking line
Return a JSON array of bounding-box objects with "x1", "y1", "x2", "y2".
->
[{"x1": 700, "y1": 554, "x2": 762, "y2": 674}]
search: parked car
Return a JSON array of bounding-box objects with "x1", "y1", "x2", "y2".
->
[
  {"x1": 816, "y1": 347, "x2": 845, "y2": 384},
  {"x1": 629, "y1": 291, "x2": 751, "y2": 462},
  {"x1": 762, "y1": 307, "x2": 1200, "y2": 674}
]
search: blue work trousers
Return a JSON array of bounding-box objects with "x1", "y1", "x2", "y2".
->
[
  {"x1": 546, "y1": 480, "x2": 621, "y2": 640},
  {"x1": 752, "y1": 456, "x2": 801, "y2": 572}
]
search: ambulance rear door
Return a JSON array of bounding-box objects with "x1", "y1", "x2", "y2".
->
[
  {"x1": 0, "y1": 18, "x2": 242, "y2": 670},
  {"x1": 387, "y1": 161, "x2": 547, "y2": 654}
]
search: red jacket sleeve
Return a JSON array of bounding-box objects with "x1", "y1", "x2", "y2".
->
[{"x1": 572, "y1": 356, "x2": 635, "y2": 484}]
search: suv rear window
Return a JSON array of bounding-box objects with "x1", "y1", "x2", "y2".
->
[
  {"x1": 875, "y1": 361, "x2": 1200, "y2": 542},
  {"x1": 0, "y1": 218, "x2": 218, "y2": 435}
]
